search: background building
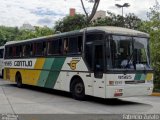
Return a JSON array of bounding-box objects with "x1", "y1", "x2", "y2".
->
[
  {"x1": 20, "y1": 23, "x2": 35, "y2": 31},
  {"x1": 70, "y1": 8, "x2": 76, "y2": 16},
  {"x1": 92, "y1": 10, "x2": 106, "y2": 21}
]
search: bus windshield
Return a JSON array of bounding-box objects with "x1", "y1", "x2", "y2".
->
[{"x1": 110, "y1": 35, "x2": 150, "y2": 70}]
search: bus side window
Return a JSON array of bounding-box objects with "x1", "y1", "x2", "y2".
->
[
  {"x1": 78, "y1": 36, "x2": 82, "y2": 53},
  {"x1": 47, "y1": 39, "x2": 62, "y2": 55},
  {"x1": 43, "y1": 42, "x2": 47, "y2": 56},
  {"x1": 30, "y1": 44, "x2": 33, "y2": 56},
  {"x1": 68, "y1": 37, "x2": 78, "y2": 54},
  {"x1": 67, "y1": 36, "x2": 82, "y2": 55},
  {"x1": 47, "y1": 41, "x2": 53, "y2": 55},
  {"x1": 35, "y1": 42, "x2": 43, "y2": 56},
  {"x1": 22, "y1": 45, "x2": 26, "y2": 57},
  {"x1": 63, "y1": 38, "x2": 69, "y2": 54},
  {"x1": 5, "y1": 47, "x2": 9, "y2": 58},
  {"x1": 0, "y1": 49, "x2": 3, "y2": 58},
  {"x1": 23, "y1": 44, "x2": 32, "y2": 57},
  {"x1": 15, "y1": 46, "x2": 21, "y2": 57},
  {"x1": 59, "y1": 39, "x2": 63, "y2": 54},
  {"x1": 9, "y1": 47, "x2": 12, "y2": 58}
]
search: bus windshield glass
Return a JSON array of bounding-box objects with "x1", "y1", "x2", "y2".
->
[{"x1": 110, "y1": 35, "x2": 150, "y2": 70}]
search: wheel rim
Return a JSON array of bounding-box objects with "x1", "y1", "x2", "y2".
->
[{"x1": 75, "y1": 83, "x2": 84, "y2": 94}]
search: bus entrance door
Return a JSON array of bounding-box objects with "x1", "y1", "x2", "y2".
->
[{"x1": 93, "y1": 44, "x2": 105, "y2": 98}]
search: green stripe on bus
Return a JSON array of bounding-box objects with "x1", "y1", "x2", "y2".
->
[
  {"x1": 140, "y1": 74, "x2": 146, "y2": 80},
  {"x1": 44, "y1": 57, "x2": 66, "y2": 88},
  {"x1": 37, "y1": 58, "x2": 54, "y2": 87},
  {"x1": 134, "y1": 74, "x2": 141, "y2": 80}
]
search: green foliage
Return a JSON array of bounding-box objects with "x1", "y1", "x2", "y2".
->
[
  {"x1": 91, "y1": 11, "x2": 142, "y2": 30},
  {"x1": 0, "y1": 26, "x2": 54, "y2": 46},
  {"x1": 54, "y1": 12, "x2": 142, "y2": 33},
  {"x1": 140, "y1": 0, "x2": 160, "y2": 90},
  {"x1": 54, "y1": 14, "x2": 86, "y2": 32},
  {"x1": 0, "y1": 26, "x2": 19, "y2": 46},
  {"x1": 16, "y1": 26, "x2": 54, "y2": 40},
  {"x1": 92, "y1": 11, "x2": 124, "y2": 27}
]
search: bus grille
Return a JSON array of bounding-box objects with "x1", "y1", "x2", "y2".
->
[{"x1": 125, "y1": 80, "x2": 145, "y2": 84}]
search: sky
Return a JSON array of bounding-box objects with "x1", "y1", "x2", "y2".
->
[{"x1": 0, "y1": 0, "x2": 159, "y2": 27}]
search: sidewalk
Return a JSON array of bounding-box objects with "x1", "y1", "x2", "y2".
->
[{"x1": 151, "y1": 92, "x2": 160, "y2": 96}]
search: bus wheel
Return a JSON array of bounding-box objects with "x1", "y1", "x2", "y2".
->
[
  {"x1": 16, "y1": 73, "x2": 23, "y2": 88},
  {"x1": 71, "y1": 78, "x2": 85, "y2": 100}
]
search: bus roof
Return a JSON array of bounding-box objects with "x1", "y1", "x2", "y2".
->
[
  {"x1": 80, "y1": 26, "x2": 149, "y2": 37},
  {"x1": 5, "y1": 26, "x2": 149, "y2": 45}
]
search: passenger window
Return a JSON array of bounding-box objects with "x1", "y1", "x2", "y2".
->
[
  {"x1": 48, "y1": 39, "x2": 62, "y2": 55},
  {"x1": 0, "y1": 49, "x2": 3, "y2": 58},
  {"x1": 6, "y1": 47, "x2": 13, "y2": 58},
  {"x1": 35, "y1": 42, "x2": 43, "y2": 56},
  {"x1": 85, "y1": 42, "x2": 92, "y2": 69},
  {"x1": 63, "y1": 38, "x2": 69, "y2": 54},
  {"x1": 14, "y1": 46, "x2": 21, "y2": 57},
  {"x1": 68, "y1": 37, "x2": 78, "y2": 54},
  {"x1": 78, "y1": 36, "x2": 83, "y2": 53},
  {"x1": 66, "y1": 36, "x2": 82, "y2": 55},
  {"x1": 23, "y1": 44, "x2": 32, "y2": 57}
]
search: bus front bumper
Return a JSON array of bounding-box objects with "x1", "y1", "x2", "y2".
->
[{"x1": 106, "y1": 83, "x2": 153, "y2": 98}]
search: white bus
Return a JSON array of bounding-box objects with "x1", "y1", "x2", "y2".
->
[
  {"x1": 3, "y1": 26, "x2": 153, "y2": 100},
  {"x1": 0, "y1": 46, "x2": 4, "y2": 77}
]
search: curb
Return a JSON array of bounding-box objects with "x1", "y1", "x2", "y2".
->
[{"x1": 151, "y1": 92, "x2": 160, "y2": 96}]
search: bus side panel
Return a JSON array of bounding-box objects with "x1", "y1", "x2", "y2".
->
[
  {"x1": 24, "y1": 58, "x2": 45, "y2": 85},
  {"x1": 36, "y1": 57, "x2": 66, "y2": 89},
  {"x1": 53, "y1": 57, "x2": 93, "y2": 96},
  {"x1": 57, "y1": 71, "x2": 93, "y2": 96},
  {"x1": 4, "y1": 58, "x2": 45, "y2": 85}
]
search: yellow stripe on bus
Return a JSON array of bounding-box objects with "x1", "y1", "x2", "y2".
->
[
  {"x1": 30, "y1": 58, "x2": 45, "y2": 85},
  {"x1": 145, "y1": 73, "x2": 153, "y2": 81}
]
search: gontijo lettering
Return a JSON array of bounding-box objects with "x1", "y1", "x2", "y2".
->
[{"x1": 14, "y1": 61, "x2": 32, "y2": 67}]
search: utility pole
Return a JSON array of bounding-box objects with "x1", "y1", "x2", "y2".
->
[{"x1": 115, "y1": 3, "x2": 130, "y2": 26}]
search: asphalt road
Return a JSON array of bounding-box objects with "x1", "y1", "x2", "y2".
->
[{"x1": 0, "y1": 78, "x2": 160, "y2": 115}]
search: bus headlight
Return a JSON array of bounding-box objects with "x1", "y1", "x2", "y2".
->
[{"x1": 109, "y1": 81, "x2": 123, "y2": 86}]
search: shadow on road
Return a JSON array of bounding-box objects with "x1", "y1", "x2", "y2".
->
[{"x1": 4, "y1": 83, "x2": 149, "y2": 107}]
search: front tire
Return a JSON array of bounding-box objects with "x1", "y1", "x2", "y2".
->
[
  {"x1": 16, "y1": 73, "x2": 23, "y2": 88},
  {"x1": 71, "y1": 78, "x2": 85, "y2": 100}
]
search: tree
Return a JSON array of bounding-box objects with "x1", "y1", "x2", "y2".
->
[
  {"x1": 124, "y1": 13, "x2": 142, "y2": 29},
  {"x1": 0, "y1": 26, "x2": 19, "y2": 46},
  {"x1": 91, "y1": 11, "x2": 142, "y2": 30},
  {"x1": 140, "y1": 0, "x2": 160, "y2": 90},
  {"x1": 16, "y1": 26, "x2": 54, "y2": 40},
  {"x1": 80, "y1": 0, "x2": 100, "y2": 24},
  {"x1": 54, "y1": 14, "x2": 86, "y2": 32}
]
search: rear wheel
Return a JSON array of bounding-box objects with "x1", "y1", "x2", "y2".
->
[
  {"x1": 16, "y1": 73, "x2": 23, "y2": 88},
  {"x1": 71, "y1": 78, "x2": 85, "y2": 100}
]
